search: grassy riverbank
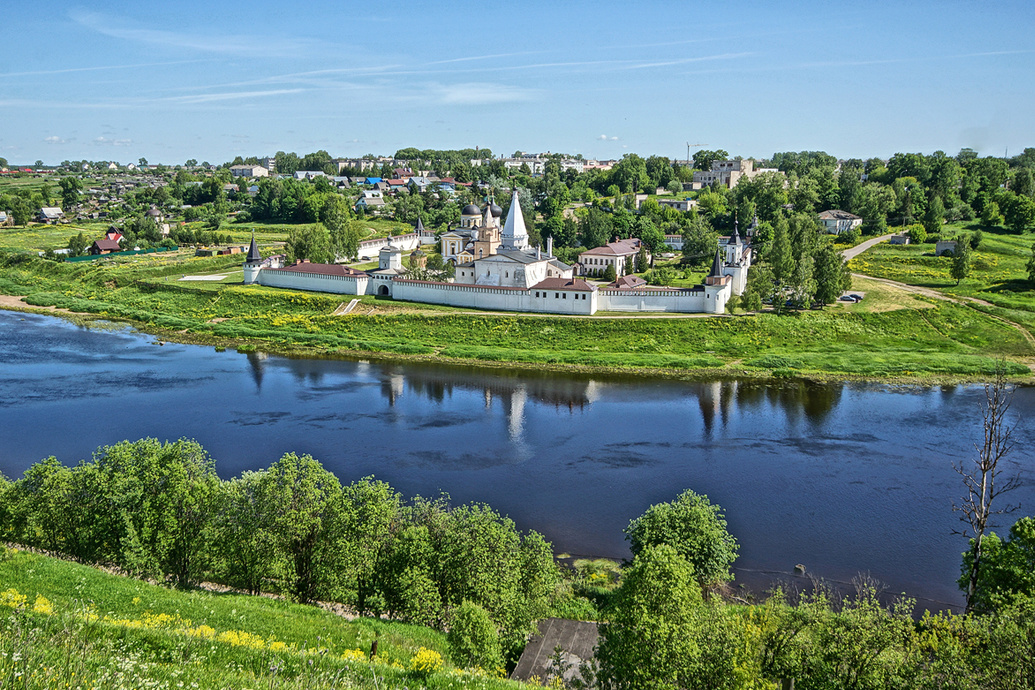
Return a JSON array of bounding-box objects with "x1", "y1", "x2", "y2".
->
[
  {"x1": 0, "y1": 547, "x2": 521, "y2": 689},
  {"x1": 0, "y1": 249, "x2": 1031, "y2": 383}
]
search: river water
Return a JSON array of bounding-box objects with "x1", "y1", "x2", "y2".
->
[{"x1": 1, "y1": 310, "x2": 1033, "y2": 609}]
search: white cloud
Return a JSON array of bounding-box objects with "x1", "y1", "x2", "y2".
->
[
  {"x1": 598, "y1": 134, "x2": 608, "y2": 140},
  {"x1": 93, "y1": 136, "x2": 133, "y2": 147},
  {"x1": 430, "y1": 82, "x2": 537, "y2": 105},
  {"x1": 43, "y1": 136, "x2": 70, "y2": 145},
  {"x1": 610, "y1": 136, "x2": 619, "y2": 141}
]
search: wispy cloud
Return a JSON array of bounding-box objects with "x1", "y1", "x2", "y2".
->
[
  {"x1": 43, "y1": 136, "x2": 72, "y2": 145},
  {"x1": 160, "y1": 89, "x2": 304, "y2": 105},
  {"x1": 93, "y1": 136, "x2": 132, "y2": 147},
  {"x1": 428, "y1": 82, "x2": 538, "y2": 105},
  {"x1": 0, "y1": 59, "x2": 206, "y2": 79},
  {"x1": 69, "y1": 9, "x2": 325, "y2": 55}
]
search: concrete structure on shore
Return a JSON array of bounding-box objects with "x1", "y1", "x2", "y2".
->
[{"x1": 243, "y1": 193, "x2": 751, "y2": 315}]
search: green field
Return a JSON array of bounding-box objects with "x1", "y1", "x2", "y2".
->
[
  {"x1": 0, "y1": 243, "x2": 1030, "y2": 382},
  {"x1": 0, "y1": 547, "x2": 521, "y2": 689}
]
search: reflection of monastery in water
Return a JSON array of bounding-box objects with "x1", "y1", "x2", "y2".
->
[{"x1": 243, "y1": 191, "x2": 751, "y2": 315}]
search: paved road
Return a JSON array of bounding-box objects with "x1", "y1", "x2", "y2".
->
[{"x1": 841, "y1": 233, "x2": 894, "y2": 261}]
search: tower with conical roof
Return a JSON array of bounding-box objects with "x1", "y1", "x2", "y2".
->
[
  {"x1": 243, "y1": 231, "x2": 263, "y2": 284},
  {"x1": 500, "y1": 191, "x2": 529, "y2": 250}
]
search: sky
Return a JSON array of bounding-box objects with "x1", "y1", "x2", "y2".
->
[{"x1": 2, "y1": 1, "x2": 1033, "y2": 165}]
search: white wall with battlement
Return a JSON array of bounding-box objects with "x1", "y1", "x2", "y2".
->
[
  {"x1": 355, "y1": 231, "x2": 436, "y2": 259},
  {"x1": 391, "y1": 280, "x2": 596, "y2": 315},
  {"x1": 597, "y1": 284, "x2": 728, "y2": 314},
  {"x1": 257, "y1": 270, "x2": 368, "y2": 295}
]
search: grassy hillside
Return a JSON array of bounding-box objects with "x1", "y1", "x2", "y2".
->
[{"x1": 0, "y1": 547, "x2": 522, "y2": 689}]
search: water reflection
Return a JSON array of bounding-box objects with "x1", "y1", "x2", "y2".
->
[{"x1": 4, "y1": 310, "x2": 1035, "y2": 610}]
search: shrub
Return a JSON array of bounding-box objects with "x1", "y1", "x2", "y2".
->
[
  {"x1": 907, "y1": 224, "x2": 927, "y2": 244},
  {"x1": 448, "y1": 600, "x2": 504, "y2": 671}
]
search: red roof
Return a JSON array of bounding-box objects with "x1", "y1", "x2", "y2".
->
[
  {"x1": 608, "y1": 275, "x2": 648, "y2": 289},
  {"x1": 92, "y1": 239, "x2": 121, "y2": 251},
  {"x1": 532, "y1": 277, "x2": 596, "y2": 292},
  {"x1": 580, "y1": 238, "x2": 642, "y2": 257},
  {"x1": 268, "y1": 261, "x2": 368, "y2": 277}
]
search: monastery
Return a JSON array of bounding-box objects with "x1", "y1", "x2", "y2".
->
[{"x1": 244, "y1": 191, "x2": 751, "y2": 315}]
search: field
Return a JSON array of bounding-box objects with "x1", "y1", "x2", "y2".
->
[
  {"x1": 0, "y1": 242, "x2": 1030, "y2": 382},
  {"x1": 0, "y1": 547, "x2": 522, "y2": 689}
]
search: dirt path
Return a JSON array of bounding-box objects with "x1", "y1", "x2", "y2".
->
[{"x1": 0, "y1": 295, "x2": 71, "y2": 313}]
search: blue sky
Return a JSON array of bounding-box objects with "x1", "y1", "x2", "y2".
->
[{"x1": 3, "y1": 1, "x2": 1033, "y2": 165}]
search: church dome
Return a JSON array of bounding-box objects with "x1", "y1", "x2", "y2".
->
[
  {"x1": 461, "y1": 203, "x2": 481, "y2": 216},
  {"x1": 489, "y1": 202, "x2": 503, "y2": 217}
]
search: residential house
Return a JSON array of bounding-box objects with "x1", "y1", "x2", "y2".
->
[
  {"x1": 38, "y1": 207, "x2": 64, "y2": 223},
  {"x1": 90, "y1": 238, "x2": 121, "y2": 255},
  {"x1": 817, "y1": 209, "x2": 863, "y2": 234}
]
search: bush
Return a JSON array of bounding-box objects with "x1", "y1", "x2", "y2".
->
[
  {"x1": 625, "y1": 489, "x2": 739, "y2": 591},
  {"x1": 907, "y1": 224, "x2": 927, "y2": 244},
  {"x1": 448, "y1": 600, "x2": 504, "y2": 672},
  {"x1": 970, "y1": 229, "x2": 984, "y2": 250}
]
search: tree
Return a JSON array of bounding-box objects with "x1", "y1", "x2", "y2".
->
[
  {"x1": 950, "y1": 239, "x2": 972, "y2": 285},
  {"x1": 1028, "y1": 242, "x2": 1035, "y2": 283},
  {"x1": 603, "y1": 263, "x2": 617, "y2": 282},
  {"x1": 285, "y1": 224, "x2": 332, "y2": 264},
  {"x1": 321, "y1": 195, "x2": 359, "y2": 261},
  {"x1": 955, "y1": 365, "x2": 1021, "y2": 614},
  {"x1": 907, "y1": 224, "x2": 927, "y2": 244},
  {"x1": 813, "y1": 244, "x2": 851, "y2": 306},
  {"x1": 67, "y1": 232, "x2": 88, "y2": 257},
  {"x1": 448, "y1": 600, "x2": 504, "y2": 671},
  {"x1": 961, "y1": 515, "x2": 1035, "y2": 614},
  {"x1": 625, "y1": 489, "x2": 738, "y2": 591},
  {"x1": 681, "y1": 215, "x2": 718, "y2": 266},
  {"x1": 10, "y1": 197, "x2": 31, "y2": 226},
  {"x1": 693, "y1": 149, "x2": 729, "y2": 171},
  {"x1": 923, "y1": 195, "x2": 945, "y2": 235},
  {"x1": 211, "y1": 470, "x2": 280, "y2": 595},
  {"x1": 59, "y1": 176, "x2": 82, "y2": 209},
  {"x1": 259, "y1": 452, "x2": 343, "y2": 603},
  {"x1": 1004, "y1": 193, "x2": 1035, "y2": 234},
  {"x1": 596, "y1": 544, "x2": 703, "y2": 690}
]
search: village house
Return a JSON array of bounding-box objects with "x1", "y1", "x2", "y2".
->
[
  {"x1": 38, "y1": 207, "x2": 64, "y2": 223},
  {"x1": 817, "y1": 209, "x2": 863, "y2": 234}
]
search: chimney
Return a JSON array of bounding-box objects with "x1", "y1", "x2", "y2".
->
[
  {"x1": 547, "y1": 236, "x2": 553, "y2": 257},
  {"x1": 537, "y1": 245, "x2": 542, "y2": 260}
]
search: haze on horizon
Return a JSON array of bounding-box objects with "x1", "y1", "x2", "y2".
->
[{"x1": 2, "y1": 0, "x2": 1033, "y2": 165}]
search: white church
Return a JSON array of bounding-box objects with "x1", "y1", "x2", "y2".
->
[{"x1": 243, "y1": 191, "x2": 751, "y2": 315}]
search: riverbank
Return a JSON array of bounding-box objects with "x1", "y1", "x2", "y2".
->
[{"x1": 1, "y1": 250, "x2": 1032, "y2": 384}]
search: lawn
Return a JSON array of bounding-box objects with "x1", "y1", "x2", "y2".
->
[
  {"x1": 848, "y1": 222, "x2": 1035, "y2": 341},
  {"x1": 0, "y1": 547, "x2": 521, "y2": 689}
]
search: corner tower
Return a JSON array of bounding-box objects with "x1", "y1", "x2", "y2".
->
[{"x1": 243, "y1": 232, "x2": 263, "y2": 284}]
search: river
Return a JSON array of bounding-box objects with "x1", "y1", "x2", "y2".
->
[{"x1": 1, "y1": 309, "x2": 1033, "y2": 609}]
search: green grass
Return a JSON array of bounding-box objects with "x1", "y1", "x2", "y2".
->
[
  {"x1": 0, "y1": 548, "x2": 521, "y2": 689},
  {"x1": 848, "y1": 222, "x2": 1035, "y2": 348},
  {"x1": 0, "y1": 247, "x2": 1031, "y2": 382}
]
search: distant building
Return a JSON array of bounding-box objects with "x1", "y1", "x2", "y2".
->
[
  {"x1": 817, "y1": 209, "x2": 863, "y2": 234},
  {"x1": 229, "y1": 164, "x2": 269, "y2": 178},
  {"x1": 692, "y1": 159, "x2": 779, "y2": 189}
]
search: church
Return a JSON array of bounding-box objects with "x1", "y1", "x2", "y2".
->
[
  {"x1": 243, "y1": 190, "x2": 749, "y2": 316},
  {"x1": 452, "y1": 193, "x2": 574, "y2": 288}
]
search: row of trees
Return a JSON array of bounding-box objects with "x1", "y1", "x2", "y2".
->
[{"x1": 0, "y1": 439, "x2": 560, "y2": 662}]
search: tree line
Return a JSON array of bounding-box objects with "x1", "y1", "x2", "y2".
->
[{"x1": 0, "y1": 439, "x2": 558, "y2": 663}]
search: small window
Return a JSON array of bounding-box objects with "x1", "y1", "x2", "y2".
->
[
  {"x1": 555, "y1": 293, "x2": 559, "y2": 298},
  {"x1": 563, "y1": 293, "x2": 566, "y2": 299}
]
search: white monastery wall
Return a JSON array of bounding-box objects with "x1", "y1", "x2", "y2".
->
[{"x1": 258, "y1": 270, "x2": 368, "y2": 295}]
